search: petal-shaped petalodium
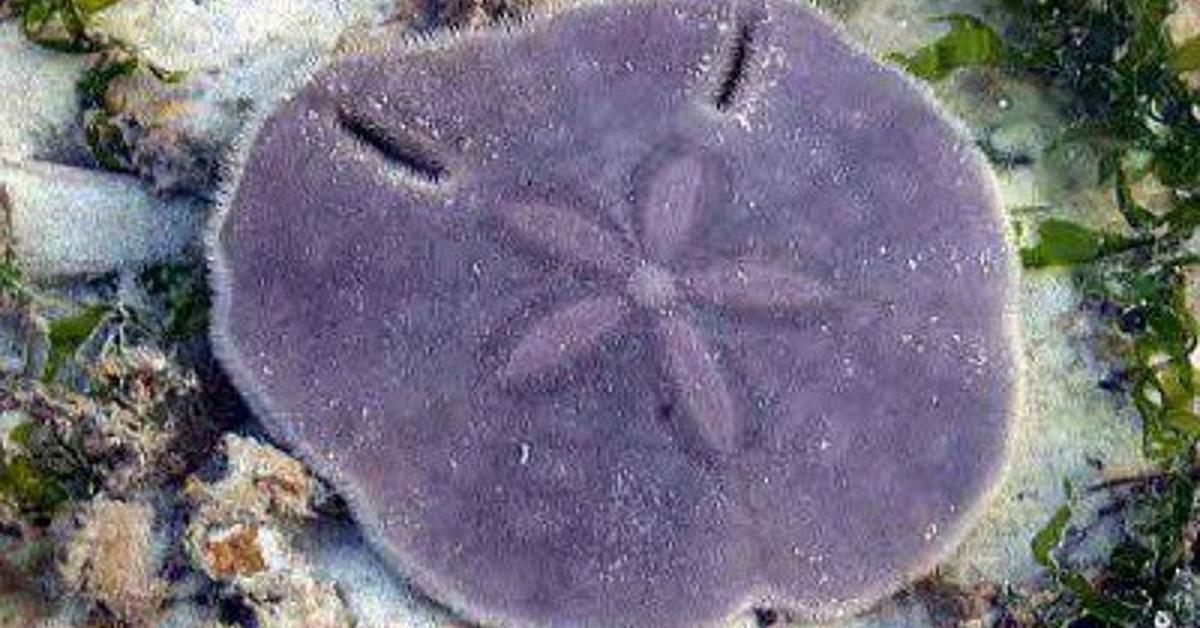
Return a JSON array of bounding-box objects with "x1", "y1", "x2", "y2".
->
[
  {"x1": 498, "y1": 202, "x2": 635, "y2": 277},
  {"x1": 656, "y1": 312, "x2": 739, "y2": 452},
  {"x1": 500, "y1": 295, "x2": 632, "y2": 384},
  {"x1": 686, "y1": 261, "x2": 826, "y2": 314},
  {"x1": 639, "y1": 154, "x2": 708, "y2": 262}
]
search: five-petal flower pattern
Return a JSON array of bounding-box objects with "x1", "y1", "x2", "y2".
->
[{"x1": 495, "y1": 150, "x2": 825, "y2": 452}]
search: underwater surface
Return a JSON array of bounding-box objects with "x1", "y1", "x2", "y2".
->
[{"x1": 0, "y1": 0, "x2": 1198, "y2": 626}]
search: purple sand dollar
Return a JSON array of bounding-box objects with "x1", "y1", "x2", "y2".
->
[{"x1": 211, "y1": 0, "x2": 1019, "y2": 625}]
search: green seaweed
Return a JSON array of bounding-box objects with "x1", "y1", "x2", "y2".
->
[
  {"x1": 1031, "y1": 484, "x2": 1147, "y2": 624},
  {"x1": 0, "y1": 260, "x2": 21, "y2": 300},
  {"x1": 885, "y1": 14, "x2": 1006, "y2": 81},
  {"x1": 10, "y1": 0, "x2": 117, "y2": 52},
  {"x1": 138, "y1": 262, "x2": 210, "y2": 340},
  {"x1": 43, "y1": 304, "x2": 109, "y2": 382},
  {"x1": 0, "y1": 454, "x2": 69, "y2": 516},
  {"x1": 1032, "y1": 484, "x2": 1074, "y2": 571},
  {"x1": 0, "y1": 413, "x2": 102, "y2": 518},
  {"x1": 1018, "y1": 219, "x2": 1143, "y2": 269},
  {"x1": 77, "y1": 55, "x2": 138, "y2": 105},
  {"x1": 82, "y1": 109, "x2": 128, "y2": 171},
  {"x1": 0, "y1": 420, "x2": 73, "y2": 516},
  {"x1": 0, "y1": 188, "x2": 21, "y2": 300}
]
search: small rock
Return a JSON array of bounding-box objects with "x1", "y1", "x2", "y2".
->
[
  {"x1": 0, "y1": 23, "x2": 89, "y2": 162},
  {"x1": 238, "y1": 570, "x2": 352, "y2": 628},
  {"x1": 1129, "y1": 172, "x2": 1175, "y2": 214},
  {"x1": 89, "y1": 0, "x2": 397, "y2": 75},
  {"x1": 84, "y1": 56, "x2": 228, "y2": 197},
  {"x1": 185, "y1": 434, "x2": 315, "y2": 525},
  {"x1": 185, "y1": 435, "x2": 353, "y2": 628},
  {"x1": 58, "y1": 498, "x2": 165, "y2": 624},
  {"x1": 200, "y1": 522, "x2": 270, "y2": 579},
  {"x1": 0, "y1": 158, "x2": 204, "y2": 278}
]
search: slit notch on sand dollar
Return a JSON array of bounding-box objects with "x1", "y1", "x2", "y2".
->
[{"x1": 209, "y1": 0, "x2": 1023, "y2": 626}]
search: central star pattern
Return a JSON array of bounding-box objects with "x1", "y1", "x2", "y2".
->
[{"x1": 494, "y1": 151, "x2": 827, "y2": 452}]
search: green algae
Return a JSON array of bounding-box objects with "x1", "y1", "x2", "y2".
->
[
  {"x1": 11, "y1": 0, "x2": 117, "y2": 52},
  {"x1": 0, "y1": 189, "x2": 21, "y2": 300},
  {"x1": 43, "y1": 303, "x2": 108, "y2": 382},
  {"x1": 0, "y1": 260, "x2": 21, "y2": 300},
  {"x1": 0, "y1": 416, "x2": 85, "y2": 517},
  {"x1": 886, "y1": 14, "x2": 1006, "y2": 81},
  {"x1": 1018, "y1": 219, "x2": 1144, "y2": 269},
  {"x1": 0, "y1": 448, "x2": 70, "y2": 515},
  {"x1": 138, "y1": 261, "x2": 209, "y2": 341}
]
